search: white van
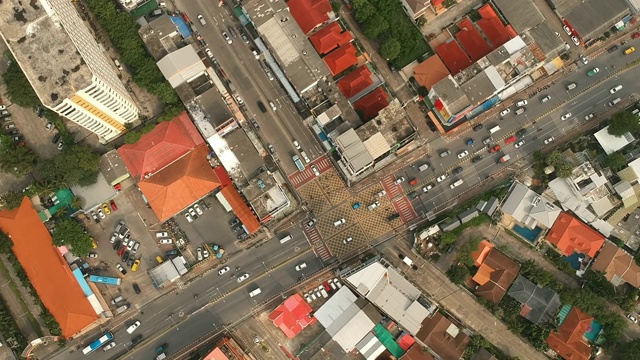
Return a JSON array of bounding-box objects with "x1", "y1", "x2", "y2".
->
[
  {"x1": 609, "y1": 97, "x2": 622, "y2": 106},
  {"x1": 418, "y1": 163, "x2": 429, "y2": 172},
  {"x1": 249, "y1": 288, "x2": 262, "y2": 297},
  {"x1": 279, "y1": 234, "x2": 293, "y2": 244},
  {"x1": 197, "y1": 15, "x2": 207, "y2": 26},
  {"x1": 111, "y1": 295, "x2": 123, "y2": 305},
  {"x1": 488, "y1": 125, "x2": 501, "y2": 134},
  {"x1": 566, "y1": 83, "x2": 577, "y2": 90},
  {"x1": 113, "y1": 59, "x2": 122, "y2": 71},
  {"x1": 300, "y1": 151, "x2": 311, "y2": 164},
  {"x1": 450, "y1": 179, "x2": 464, "y2": 189}
]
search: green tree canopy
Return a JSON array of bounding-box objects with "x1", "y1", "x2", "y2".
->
[
  {"x1": 555, "y1": 161, "x2": 573, "y2": 178},
  {"x1": 606, "y1": 152, "x2": 628, "y2": 171},
  {"x1": 52, "y1": 219, "x2": 92, "y2": 257},
  {"x1": 608, "y1": 111, "x2": 640, "y2": 136},
  {"x1": 38, "y1": 145, "x2": 101, "y2": 187},
  {"x1": 381, "y1": 39, "x2": 401, "y2": 60},
  {"x1": 0, "y1": 231, "x2": 13, "y2": 254},
  {"x1": 615, "y1": 339, "x2": 640, "y2": 358},
  {"x1": 0, "y1": 135, "x2": 38, "y2": 177},
  {"x1": 2, "y1": 57, "x2": 40, "y2": 109},
  {"x1": 446, "y1": 264, "x2": 468, "y2": 284},
  {"x1": 0, "y1": 190, "x2": 24, "y2": 210}
]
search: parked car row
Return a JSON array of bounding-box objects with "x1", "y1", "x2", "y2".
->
[
  {"x1": 303, "y1": 278, "x2": 342, "y2": 303},
  {"x1": 0, "y1": 107, "x2": 25, "y2": 146},
  {"x1": 229, "y1": 216, "x2": 248, "y2": 240},
  {"x1": 184, "y1": 203, "x2": 204, "y2": 223},
  {"x1": 90, "y1": 200, "x2": 118, "y2": 223},
  {"x1": 110, "y1": 220, "x2": 141, "y2": 271}
]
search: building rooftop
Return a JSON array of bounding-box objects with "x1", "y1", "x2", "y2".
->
[
  {"x1": 118, "y1": 112, "x2": 205, "y2": 179},
  {"x1": 456, "y1": 18, "x2": 492, "y2": 62},
  {"x1": 431, "y1": 76, "x2": 472, "y2": 120},
  {"x1": 323, "y1": 43, "x2": 358, "y2": 76},
  {"x1": 0, "y1": 0, "x2": 101, "y2": 108},
  {"x1": 413, "y1": 56, "x2": 450, "y2": 89},
  {"x1": 594, "y1": 125, "x2": 634, "y2": 155},
  {"x1": 0, "y1": 198, "x2": 98, "y2": 338},
  {"x1": 545, "y1": 307, "x2": 593, "y2": 360},
  {"x1": 415, "y1": 312, "x2": 470, "y2": 360},
  {"x1": 309, "y1": 22, "x2": 353, "y2": 55},
  {"x1": 335, "y1": 129, "x2": 374, "y2": 174},
  {"x1": 528, "y1": 21, "x2": 565, "y2": 57},
  {"x1": 353, "y1": 86, "x2": 390, "y2": 121},
  {"x1": 356, "y1": 99, "x2": 415, "y2": 158},
  {"x1": 219, "y1": 185, "x2": 261, "y2": 234},
  {"x1": 501, "y1": 182, "x2": 561, "y2": 229},
  {"x1": 459, "y1": 71, "x2": 498, "y2": 106},
  {"x1": 546, "y1": 212, "x2": 605, "y2": 258},
  {"x1": 507, "y1": 275, "x2": 562, "y2": 325},
  {"x1": 492, "y1": 0, "x2": 545, "y2": 32},
  {"x1": 591, "y1": 241, "x2": 640, "y2": 288},
  {"x1": 269, "y1": 294, "x2": 316, "y2": 338},
  {"x1": 196, "y1": 88, "x2": 234, "y2": 129},
  {"x1": 337, "y1": 65, "x2": 375, "y2": 99},
  {"x1": 287, "y1": 0, "x2": 333, "y2": 34},
  {"x1": 139, "y1": 144, "x2": 222, "y2": 222},
  {"x1": 559, "y1": 0, "x2": 630, "y2": 40},
  {"x1": 157, "y1": 45, "x2": 207, "y2": 88},
  {"x1": 476, "y1": 4, "x2": 515, "y2": 48},
  {"x1": 99, "y1": 149, "x2": 131, "y2": 186},
  {"x1": 471, "y1": 241, "x2": 521, "y2": 304},
  {"x1": 435, "y1": 40, "x2": 472, "y2": 75}
]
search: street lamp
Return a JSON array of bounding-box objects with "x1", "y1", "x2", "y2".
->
[
  {"x1": 262, "y1": 261, "x2": 271, "y2": 277},
  {"x1": 168, "y1": 313, "x2": 179, "y2": 331}
]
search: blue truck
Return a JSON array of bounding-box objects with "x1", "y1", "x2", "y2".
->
[{"x1": 292, "y1": 155, "x2": 305, "y2": 171}]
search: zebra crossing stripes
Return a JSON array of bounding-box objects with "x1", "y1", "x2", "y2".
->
[{"x1": 302, "y1": 226, "x2": 332, "y2": 262}]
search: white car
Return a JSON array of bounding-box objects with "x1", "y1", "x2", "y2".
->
[
  {"x1": 515, "y1": 100, "x2": 527, "y2": 107},
  {"x1": 367, "y1": 201, "x2": 380, "y2": 211},
  {"x1": 561, "y1": 112, "x2": 572, "y2": 121},
  {"x1": 422, "y1": 184, "x2": 433, "y2": 193},
  {"x1": 293, "y1": 140, "x2": 301, "y2": 149},
  {"x1": 571, "y1": 35, "x2": 580, "y2": 46},
  {"x1": 218, "y1": 266, "x2": 230, "y2": 275},
  {"x1": 97, "y1": 209, "x2": 105, "y2": 219},
  {"x1": 222, "y1": 31, "x2": 233, "y2": 44},
  {"x1": 203, "y1": 249, "x2": 209, "y2": 258},
  {"x1": 394, "y1": 176, "x2": 405, "y2": 184},
  {"x1": 126, "y1": 320, "x2": 141, "y2": 334},
  {"x1": 343, "y1": 237, "x2": 353, "y2": 244},
  {"x1": 436, "y1": 174, "x2": 448, "y2": 182},
  {"x1": 295, "y1": 262, "x2": 307, "y2": 271},
  {"x1": 584, "y1": 113, "x2": 594, "y2": 120},
  {"x1": 193, "y1": 204, "x2": 203, "y2": 216},
  {"x1": 457, "y1": 150, "x2": 469, "y2": 159},
  {"x1": 103, "y1": 342, "x2": 116, "y2": 351},
  {"x1": 132, "y1": 242, "x2": 140, "y2": 254},
  {"x1": 563, "y1": 25, "x2": 572, "y2": 35},
  {"x1": 333, "y1": 218, "x2": 346, "y2": 227},
  {"x1": 188, "y1": 208, "x2": 197, "y2": 218},
  {"x1": 499, "y1": 109, "x2": 510, "y2": 117},
  {"x1": 185, "y1": 213, "x2": 194, "y2": 223},
  {"x1": 514, "y1": 140, "x2": 525, "y2": 148},
  {"x1": 610, "y1": 85, "x2": 622, "y2": 94},
  {"x1": 544, "y1": 137, "x2": 555, "y2": 144},
  {"x1": 237, "y1": 273, "x2": 250, "y2": 283},
  {"x1": 311, "y1": 165, "x2": 320, "y2": 177},
  {"x1": 540, "y1": 95, "x2": 551, "y2": 103},
  {"x1": 156, "y1": 232, "x2": 169, "y2": 238},
  {"x1": 580, "y1": 54, "x2": 588, "y2": 64},
  {"x1": 269, "y1": 101, "x2": 277, "y2": 111},
  {"x1": 110, "y1": 233, "x2": 118, "y2": 243},
  {"x1": 627, "y1": 313, "x2": 638, "y2": 324},
  {"x1": 197, "y1": 247, "x2": 203, "y2": 261},
  {"x1": 159, "y1": 238, "x2": 172, "y2": 244},
  {"x1": 126, "y1": 240, "x2": 134, "y2": 251},
  {"x1": 252, "y1": 50, "x2": 260, "y2": 59}
]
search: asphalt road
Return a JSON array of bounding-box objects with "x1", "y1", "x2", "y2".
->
[
  {"x1": 397, "y1": 45, "x2": 640, "y2": 216},
  {"x1": 177, "y1": 0, "x2": 322, "y2": 175},
  {"x1": 52, "y1": 227, "x2": 320, "y2": 360}
]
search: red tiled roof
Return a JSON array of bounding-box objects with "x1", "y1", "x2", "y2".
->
[
  {"x1": 353, "y1": 86, "x2": 389, "y2": 120},
  {"x1": 401, "y1": 343, "x2": 435, "y2": 360},
  {"x1": 219, "y1": 186, "x2": 261, "y2": 234},
  {"x1": 471, "y1": 240, "x2": 520, "y2": 304},
  {"x1": 118, "y1": 112, "x2": 204, "y2": 179},
  {"x1": 398, "y1": 333, "x2": 416, "y2": 351},
  {"x1": 337, "y1": 65, "x2": 374, "y2": 98},
  {"x1": 268, "y1": 294, "x2": 317, "y2": 338},
  {"x1": 546, "y1": 307, "x2": 593, "y2": 360},
  {"x1": 309, "y1": 22, "x2": 353, "y2": 55},
  {"x1": 139, "y1": 144, "x2": 221, "y2": 222},
  {"x1": 288, "y1": 0, "x2": 332, "y2": 34},
  {"x1": 435, "y1": 40, "x2": 472, "y2": 75},
  {"x1": 476, "y1": 4, "x2": 513, "y2": 48},
  {"x1": 456, "y1": 18, "x2": 492, "y2": 61},
  {"x1": 413, "y1": 56, "x2": 450, "y2": 89},
  {"x1": 546, "y1": 212, "x2": 605, "y2": 258},
  {"x1": 0, "y1": 198, "x2": 97, "y2": 338},
  {"x1": 323, "y1": 43, "x2": 358, "y2": 76},
  {"x1": 415, "y1": 312, "x2": 470, "y2": 360}
]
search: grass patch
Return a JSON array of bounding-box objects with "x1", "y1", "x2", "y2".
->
[{"x1": 0, "y1": 258, "x2": 43, "y2": 337}]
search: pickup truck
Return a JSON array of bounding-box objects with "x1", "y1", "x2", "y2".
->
[{"x1": 498, "y1": 155, "x2": 511, "y2": 163}]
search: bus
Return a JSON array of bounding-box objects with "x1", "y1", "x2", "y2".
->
[
  {"x1": 88, "y1": 275, "x2": 121, "y2": 286},
  {"x1": 82, "y1": 331, "x2": 113, "y2": 354}
]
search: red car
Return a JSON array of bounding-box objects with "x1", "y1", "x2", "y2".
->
[
  {"x1": 408, "y1": 178, "x2": 418, "y2": 186},
  {"x1": 633, "y1": 32, "x2": 640, "y2": 39},
  {"x1": 489, "y1": 145, "x2": 501, "y2": 153},
  {"x1": 504, "y1": 136, "x2": 516, "y2": 145},
  {"x1": 110, "y1": 200, "x2": 118, "y2": 212},
  {"x1": 323, "y1": 281, "x2": 331, "y2": 292},
  {"x1": 117, "y1": 245, "x2": 126, "y2": 257}
]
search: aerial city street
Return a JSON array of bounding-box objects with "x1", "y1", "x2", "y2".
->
[{"x1": 0, "y1": 0, "x2": 640, "y2": 360}]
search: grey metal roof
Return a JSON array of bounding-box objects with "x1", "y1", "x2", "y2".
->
[
  {"x1": 507, "y1": 275, "x2": 561, "y2": 324},
  {"x1": 457, "y1": 208, "x2": 479, "y2": 224},
  {"x1": 477, "y1": 197, "x2": 499, "y2": 216},
  {"x1": 501, "y1": 182, "x2": 560, "y2": 228},
  {"x1": 563, "y1": 0, "x2": 630, "y2": 40},
  {"x1": 528, "y1": 21, "x2": 565, "y2": 58},
  {"x1": 460, "y1": 72, "x2": 497, "y2": 106},
  {"x1": 314, "y1": 287, "x2": 359, "y2": 330},
  {"x1": 492, "y1": 0, "x2": 545, "y2": 32},
  {"x1": 335, "y1": 129, "x2": 374, "y2": 173},
  {"x1": 148, "y1": 14, "x2": 179, "y2": 39},
  {"x1": 148, "y1": 260, "x2": 182, "y2": 287},
  {"x1": 439, "y1": 218, "x2": 461, "y2": 232},
  {"x1": 157, "y1": 46, "x2": 206, "y2": 88},
  {"x1": 431, "y1": 77, "x2": 471, "y2": 115}
]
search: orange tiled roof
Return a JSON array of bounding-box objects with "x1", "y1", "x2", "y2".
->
[
  {"x1": 117, "y1": 112, "x2": 204, "y2": 179},
  {"x1": 546, "y1": 212, "x2": 605, "y2": 258},
  {"x1": 139, "y1": 144, "x2": 221, "y2": 222},
  {"x1": 471, "y1": 240, "x2": 494, "y2": 267},
  {"x1": 591, "y1": 241, "x2": 640, "y2": 288},
  {"x1": 337, "y1": 65, "x2": 374, "y2": 99},
  {"x1": 353, "y1": 86, "x2": 390, "y2": 120},
  {"x1": 220, "y1": 186, "x2": 261, "y2": 234},
  {"x1": 309, "y1": 22, "x2": 353, "y2": 55},
  {"x1": 471, "y1": 240, "x2": 520, "y2": 304},
  {"x1": 546, "y1": 307, "x2": 592, "y2": 360},
  {"x1": 323, "y1": 43, "x2": 358, "y2": 76},
  {"x1": 413, "y1": 56, "x2": 450, "y2": 89},
  {"x1": 0, "y1": 198, "x2": 97, "y2": 338},
  {"x1": 288, "y1": 0, "x2": 332, "y2": 34},
  {"x1": 268, "y1": 294, "x2": 316, "y2": 338}
]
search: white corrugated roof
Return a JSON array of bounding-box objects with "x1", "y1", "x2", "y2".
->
[
  {"x1": 332, "y1": 310, "x2": 375, "y2": 352},
  {"x1": 157, "y1": 46, "x2": 206, "y2": 88},
  {"x1": 314, "y1": 287, "x2": 358, "y2": 330}
]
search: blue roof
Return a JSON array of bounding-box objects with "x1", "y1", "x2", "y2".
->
[
  {"x1": 72, "y1": 268, "x2": 94, "y2": 297},
  {"x1": 170, "y1": 16, "x2": 192, "y2": 39}
]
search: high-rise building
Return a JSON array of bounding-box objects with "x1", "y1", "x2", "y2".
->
[{"x1": 0, "y1": 0, "x2": 139, "y2": 143}]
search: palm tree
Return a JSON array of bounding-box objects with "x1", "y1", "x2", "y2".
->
[{"x1": 70, "y1": 196, "x2": 83, "y2": 210}]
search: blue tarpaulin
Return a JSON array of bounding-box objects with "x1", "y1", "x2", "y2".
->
[{"x1": 170, "y1": 16, "x2": 192, "y2": 39}]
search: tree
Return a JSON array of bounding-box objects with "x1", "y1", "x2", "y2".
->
[
  {"x1": 51, "y1": 219, "x2": 92, "y2": 257},
  {"x1": 362, "y1": 15, "x2": 389, "y2": 39},
  {"x1": 380, "y1": 39, "x2": 401, "y2": 60},
  {"x1": 352, "y1": 0, "x2": 376, "y2": 22},
  {"x1": 2, "y1": 58, "x2": 40, "y2": 109},
  {"x1": 608, "y1": 111, "x2": 640, "y2": 136},
  {"x1": 124, "y1": 130, "x2": 143, "y2": 144},
  {"x1": 555, "y1": 161, "x2": 573, "y2": 178},
  {"x1": 545, "y1": 150, "x2": 562, "y2": 166},
  {"x1": 38, "y1": 145, "x2": 100, "y2": 187},
  {"x1": 446, "y1": 264, "x2": 468, "y2": 284},
  {"x1": 606, "y1": 152, "x2": 628, "y2": 171},
  {"x1": 70, "y1": 196, "x2": 84, "y2": 210},
  {"x1": 0, "y1": 231, "x2": 13, "y2": 254},
  {"x1": 615, "y1": 339, "x2": 640, "y2": 358},
  {"x1": 0, "y1": 191, "x2": 24, "y2": 210},
  {"x1": 0, "y1": 135, "x2": 38, "y2": 177}
]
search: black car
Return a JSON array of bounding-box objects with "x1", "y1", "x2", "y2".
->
[
  {"x1": 51, "y1": 132, "x2": 61, "y2": 144},
  {"x1": 608, "y1": 45, "x2": 619, "y2": 53},
  {"x1": 126, "y1": 257, "x2": 135, "y2": 268},
  {"x1": 251, "y1": 118, "x2": 260, "y2": 129},
  {"x1": 113, "y1": 240, "x2": 122, "y2": 250},
  {"x1": 122, "y1": 250, "x2": 130, "y2": 262},
  {"x1": 257, "y1": 101, "x2": 267, "y2": 113},
  {"x1": 229, "y1": 217, "x2": 240, "y2": 226},
  {"x1": 471, "y1": 155, "x2": 483, "y2": 163},
  {"x1": 132, "y1": 283, "x2": 141, "y2": 294},
  {"x1": 516, "y1": 128, "x2": 527, "y2": 138},
  {"x1": 472, "y1": 124, "x2": 484, "y2": 131},
  {"x1": 408, "y1": 191, "x2": 419, "y2": 199},
  {"x1": 7, "y1": 129, "x2": 19, "y2": 136},
  {"x1": 452, "y1": 166, "x2": 463, "y2": 175},
  {"x1": 132, "y1": 334, "x2": 143, "y2": 346},
  {"x1": 387, "y1": 213, "x2": 400, "y2": 221},
  {"x1": 37, "y1": 107, "x2": 45, "y2": 118}
]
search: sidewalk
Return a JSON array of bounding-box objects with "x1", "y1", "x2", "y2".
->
[{"x1": 379, "y1": 240, "x2": 547, "y2": 360}]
